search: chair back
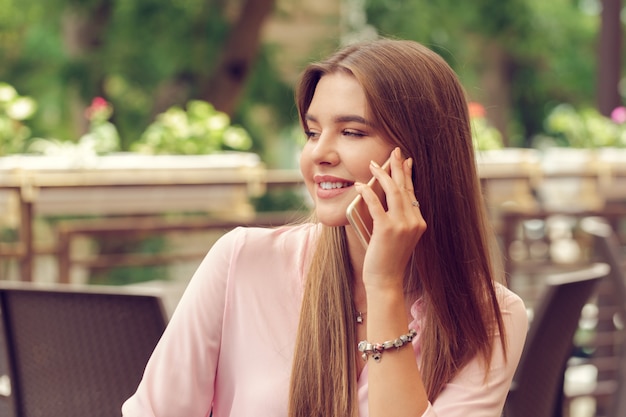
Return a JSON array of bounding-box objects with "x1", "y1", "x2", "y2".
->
[
  {"x1": 0, "y1": 283, "x2": 166, "y2": 417},
  {"x1": 503, "y1": 262, "x2": 609, "y2": 417},
  {"x1": 580, "y1": 216, "x2": 626, "y2": 417},
  {"x1": 580, "y1": 216, "x2": 626, "y2": 314}
]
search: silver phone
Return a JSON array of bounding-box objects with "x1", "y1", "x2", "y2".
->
[{"x1": 345, "y1": 157, "x2": 391, "y2": 249}]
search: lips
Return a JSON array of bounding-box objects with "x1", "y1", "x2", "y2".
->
[{"x1": 314, "y1": 175, "x2": 354, "y2": 198}]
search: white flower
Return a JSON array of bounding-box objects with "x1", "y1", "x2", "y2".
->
[
  {"x1": 6, "y1": 97, "x2": 37, "y2": 120},
  {"x1": 0, "y1": 83, "x2": 17, "y2": 103}
]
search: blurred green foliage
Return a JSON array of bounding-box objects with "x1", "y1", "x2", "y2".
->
[
  {"x1": 468, "y1": 101, "x2": 504, "y2": 150},
  {"x1": 366, "y1": 0, "x2": 602, "y2": 146},
  {"x1": 252, "y1": 189, "x2": 309, "y2": 213},
  {"x1": 472, "y1": 118, "x2": 505, "y2": 151},
  {"x1": 29, "y1": 96, "x2": 121, "y2": 156},
  {"x1": 532, "y1": 104, "x2": 626, "y2": 148},
  {"x1": 0, "y1": 0, "x2": 291, "y2": 158},
  {"x1": 0, "y1": 0, "x2": 620, "y2": 156},
  {"x1": 88, "y1": 235, "x2": 169, "y2": 286},
  {"x1": 132, "y1": 100, "x2": 253, "y2": 155},
  {"x1": 0, "y1": 82, "x2": 37, "y2": 154}
]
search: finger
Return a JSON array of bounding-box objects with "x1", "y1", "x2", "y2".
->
[
  {"x1": 389, "y1": 147, "x2": 416, "y2": 200},
  {"x1": 402, "y1": 157, "x2": 415, "y2": 194},
  {"x1": 403, "y1": 158, "x2": 422, "y2": 212},
  {"x1": 369, "y1": 161, "x2": 411, "y2": 215},
  {"x1": 389, "y1": 147, "x2": 405, "y2": 188},
  {"x1": 404, "y1": 160, "x2": 418, "y2": 212},
  {"x1": 355, "y1": 180, "x2": 387, "y2": 219}
]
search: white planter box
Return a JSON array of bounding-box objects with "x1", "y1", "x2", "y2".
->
[{"x1": 0, "y1": 152, "x2": 265, "y2": 219}]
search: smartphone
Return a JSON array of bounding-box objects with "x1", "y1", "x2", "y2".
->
[{"x1": 346, "y1": 157, "x2": 392, "y2": 249}]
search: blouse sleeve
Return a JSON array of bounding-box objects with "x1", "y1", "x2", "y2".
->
[
  {"x1": 421, "y1": 287, "x2": 528, "y2": 417},
  {"x1": 122, "y1": 228, "x2": 243, "y2": 417}
]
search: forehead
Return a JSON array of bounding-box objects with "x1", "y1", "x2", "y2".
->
[{"x1": 307, "y1": 72, "x2": 369, "y2": 120}]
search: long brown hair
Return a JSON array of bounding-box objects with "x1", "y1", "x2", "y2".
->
[{"x1": 289, "y1": 39, "x2": 506, "y2": 417}]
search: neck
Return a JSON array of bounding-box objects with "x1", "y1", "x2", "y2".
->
[
  {"x1": 345, "y1": 226, "x2": 370, "y2": 323},
  {"x1": 345, "y1": 226, "x2": 366, "y2": 279}
]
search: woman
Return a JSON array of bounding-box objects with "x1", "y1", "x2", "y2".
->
[{"x1": 122, "y1": 38, "x2": 527, "y2": 417}]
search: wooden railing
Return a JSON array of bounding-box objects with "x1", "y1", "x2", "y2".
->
[{"x1": 1, "y1": 149, "x2": 626, "y2": 283}]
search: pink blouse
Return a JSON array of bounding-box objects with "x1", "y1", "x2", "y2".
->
[{"x1": 122, "y1": 223, "x2": 528, "y2": 417}]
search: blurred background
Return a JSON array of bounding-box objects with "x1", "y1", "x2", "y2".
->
[
  {"x1": 0, "y1": 0, "x2": 625, "y2": 314},
  {"x1": 0, "y1": 1, "x2": 625, "y2": 308},
  {"x1": 0, "y1": 2, "x2": 625, "y2": 416},
  {"x1": 0, "y1": 0, "x2": 623, "y2": 161}
]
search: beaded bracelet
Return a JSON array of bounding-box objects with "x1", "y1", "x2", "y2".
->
[{"x1": 357, "y1": 328, "x2": 417, "y2": 363}]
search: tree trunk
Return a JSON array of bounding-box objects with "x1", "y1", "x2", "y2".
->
[
  {"x1": 480, "y1": 40, "x2": 514, "y2": 146},
  {"x1": 61, "y1": 1, "x2": 113, "y2": 137},
  {"x1": 597, "y1": 0, "x2": 622, "y2": 117},
  {"x1": 200, "y1": 0, "x2": 276, "y2": 117}
]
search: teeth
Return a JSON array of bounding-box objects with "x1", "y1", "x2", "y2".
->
[{"x1": 320, "y1": 181, "x2": 350, "y2": 190}]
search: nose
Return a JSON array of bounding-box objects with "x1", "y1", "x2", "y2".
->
[{"x1": 310, "y1": 133, "x2": 339, "y2": 166}]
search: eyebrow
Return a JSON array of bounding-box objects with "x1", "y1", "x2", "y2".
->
[{"x1": 304, "y1": 114, "x2": 373, "y2": 126}]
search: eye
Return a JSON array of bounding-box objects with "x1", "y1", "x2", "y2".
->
[
  {"x1": 304, "y1": 130, "x2": 320, "y2": 140},
  {"x1": 342, "y1": 129, "x2": 366, "y2": 138}
]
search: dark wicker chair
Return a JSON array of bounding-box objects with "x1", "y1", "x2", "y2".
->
[
  {"x1": 503, "y1": 262, "x2": 610, "y2": 417},
  {"x1": 580, "y1": 216, "x2": 626, "y2": 417},
  {"x1": 0, "y1": 283, "x2": 167, "y2": 417}
]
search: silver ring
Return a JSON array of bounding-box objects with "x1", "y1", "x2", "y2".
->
[{"x1": 412, "y1": 200, "x2": 420, "y2": 208}]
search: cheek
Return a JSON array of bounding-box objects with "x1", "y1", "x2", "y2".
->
[
  {"x1": 299, "y1": 146, "x2": 311, "y2": 178},
  {"x1": 354, "y1": 164, "x2": 374, "y2": 183},
  {"x1": 351, "y1": 154, "x2": 383, "y2": 183},
  {"x1": 299, "y1": 147, "x2": 316, "y2": 194}
]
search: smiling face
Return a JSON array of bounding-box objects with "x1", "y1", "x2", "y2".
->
[{"x1": 299, "y1": 72, "x2": 394, "y2": 227}]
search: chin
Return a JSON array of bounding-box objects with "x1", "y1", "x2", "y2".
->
[{"x1": 315, "y1": 208, "x2": 349, "y2": 227}]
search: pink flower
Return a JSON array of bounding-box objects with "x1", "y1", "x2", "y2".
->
[
  {"x1": 468, "y1": 101, "x2": 486, "y2": 119},
  {"x1": 85, "y1": 97, "x2": 113, "y2": 121},
  {"x1": 90, "y1": 97, "x2": 108, "y2": 110},
  {"x1": 611, "y1": 106, "x2": 626, "y2": 124}
]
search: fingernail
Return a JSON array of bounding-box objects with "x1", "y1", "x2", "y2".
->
[
  {"x1": 370, "y1": 160, "x2": 380, "y2": 168},
  {"x1": 354, "y1": 182, "x2": 364, "y2": 191},
  {"x1": 394, "y1": 147, "x2": 402, "y2": 159},
  {"x1": 407, "y1": 158, "x2": 413, "y2": 169}
]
